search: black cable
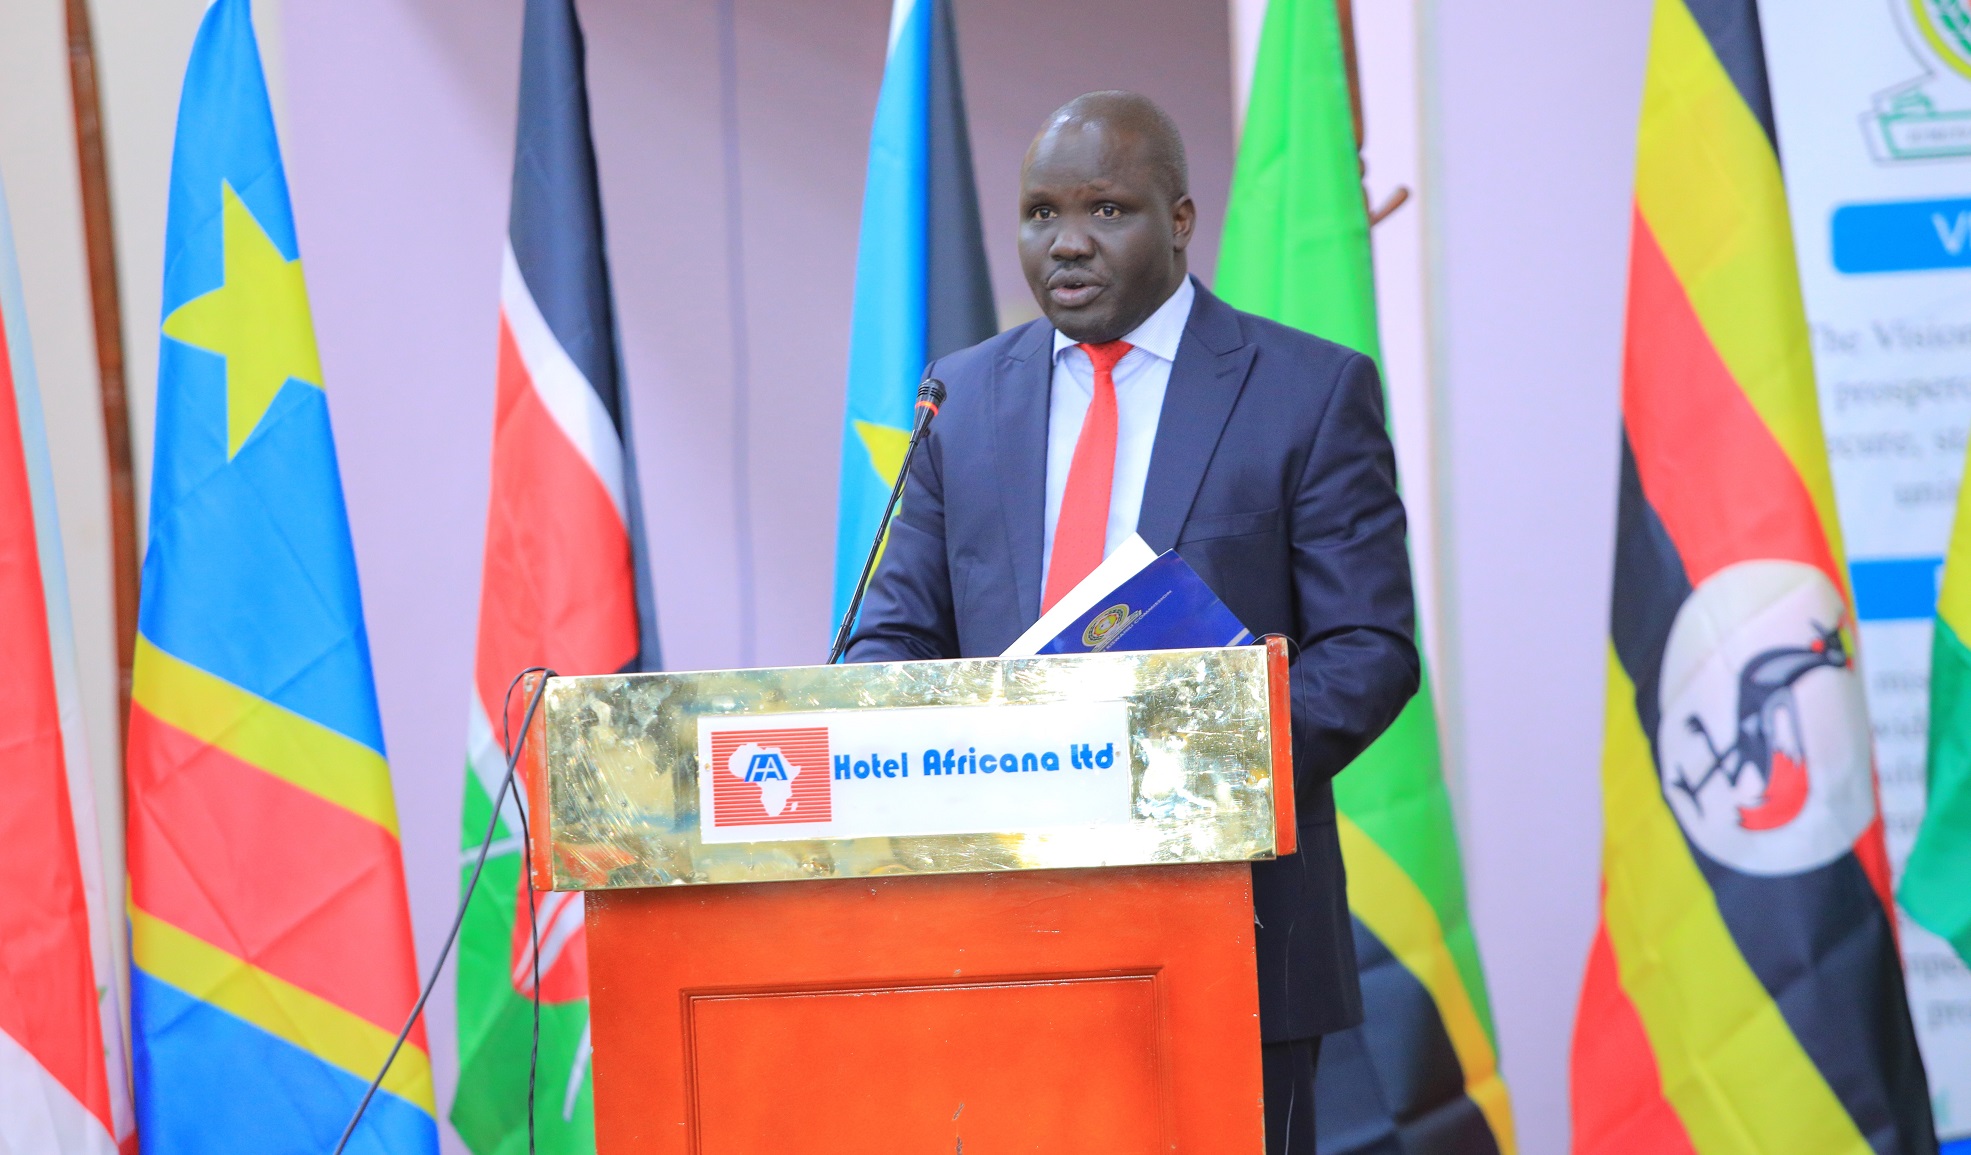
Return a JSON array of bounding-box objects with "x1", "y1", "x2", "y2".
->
[
  {"x1": 500, "y1": 680, "x2": 545, "y2": 1155},
  {"x1": 331, "y1": 665, "x2": 555, "y2": 1155},
  {"x1": 827, "y1": 373, "x2": 946, "y2": 664}
]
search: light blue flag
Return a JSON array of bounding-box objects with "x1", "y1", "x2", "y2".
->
[{"x1": 832, "y1": 0, "x2": 994, "y2": 623}]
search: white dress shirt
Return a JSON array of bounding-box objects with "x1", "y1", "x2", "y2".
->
[{"x1": 1041, "y1": 276, "x2": 1196, "y2": 579}]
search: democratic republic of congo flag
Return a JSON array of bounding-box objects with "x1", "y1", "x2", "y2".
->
[
  {"x1": 832, "y1": 0, "x2": 994, "y2": 622},
  {"x1": 452, "y1": 0, "x2": 659, "y2": 1150},
  {"x1": 1903, "y1": 448, "x2": 1971, "y2": 974},
  {"x1": 0, "y1": 171, "x2": 135, "y2": 1155},
  {"x1": 1217, "y1": 2, "x2": 1514, "y2": 1151},
  {"x1": 125, "y1": 2, "x2": 437, "y2": 1151},
  {"x1": 1569, "y1": 2, "x2": 1935, "y2": 1151}
]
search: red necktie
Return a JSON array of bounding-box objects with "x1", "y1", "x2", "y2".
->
[{"x1": 1043, "y1": 340, "x2": 1133, "y2": 611}]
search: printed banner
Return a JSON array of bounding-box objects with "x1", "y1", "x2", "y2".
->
[
  {"x1": 697, "y1": 704, "x2": 1131, "y2": 844},
  {"x1": 1762, "y1": 0, "x2": 1971, "y2": 1140}
]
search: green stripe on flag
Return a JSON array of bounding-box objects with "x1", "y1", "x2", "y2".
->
[
  {"x1": 1904, "y1": 614, "x2": 1971, "y2": 967},
  {"x1": 1217, "y1": 0, "x2": 1510, "y2": 1145},
  {"x1": 453, "y1": 767, "x2": 596, "y2": 1153}
]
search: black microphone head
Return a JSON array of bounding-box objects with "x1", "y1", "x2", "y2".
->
[{"x1": 918, "y1": 378, "x2": 946, "y2": 408}]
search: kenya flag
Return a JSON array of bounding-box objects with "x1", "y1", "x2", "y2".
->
[{"x1": 451, "y1": 0, "x2": 656, "y2": 1150}]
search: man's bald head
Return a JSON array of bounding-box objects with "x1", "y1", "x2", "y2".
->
[
  {"x1": 1017, "y1": 91, "x2": 1196, "y2": 343},
  {"x1": 1027, "y1": 91, "x2": 1188, "y2": 203}
]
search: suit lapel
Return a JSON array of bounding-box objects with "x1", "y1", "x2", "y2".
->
[
  {"x1": 1137, "y1": 282, "x2": 1256, "y2": 551},
  {"x1": 993, "y1": 321, "x2": 1054, "y2": 625}
]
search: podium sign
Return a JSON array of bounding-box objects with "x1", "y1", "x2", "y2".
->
[
  {"x1": 523, "y1": 643, "x2": 1294, "y2": 892},
  {"x1": 521, "y1": 642, "x2": 1293, "y2": 1154}
]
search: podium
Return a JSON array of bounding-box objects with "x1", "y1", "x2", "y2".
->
[{"x1": 521, "y1": 641, "x2": 1295, "y2": 1153}]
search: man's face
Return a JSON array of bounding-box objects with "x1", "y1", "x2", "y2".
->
[{"x1": 1018, "y1": 122, "x2": 1194, "y2": 344}]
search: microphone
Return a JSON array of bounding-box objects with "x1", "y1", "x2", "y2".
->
[{"x1": 827, "y1": 376, "x2": 946, "y2": 664}]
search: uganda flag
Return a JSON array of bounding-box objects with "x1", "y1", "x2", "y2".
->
[
  {"x1": 1569, "y1": 2, "x2": 1935, "y2": 1151},
  {"x1": 1218, "y1": 1, "x2": 1513, "y2": 1150},
  {"x1": 127, "y1": 1, "x2": 437, "y2": 1150}
]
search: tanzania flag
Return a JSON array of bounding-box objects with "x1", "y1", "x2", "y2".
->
[
  {"x1": 832, "y1": 0, "x2": 994, "y2": 621},
  {"x1": 1217, "y1": 2, "x2": 1513, "y2": 1151},
  {"x1": 1569, "y1": 2, "x2": 1934, "y2": 1151},
  {"x1": 1903, "y1": 455, "x2": 1971, "y2": 972},
  {"x1": 126, "y1": 1, "x2": 437, "y2": 1151},
  {"x1": 452, "y1": 0, "x2": 657, "y2": 1150},
  {"x1": 0, "y1": 173, "x2": 134, "y2": 1154}
]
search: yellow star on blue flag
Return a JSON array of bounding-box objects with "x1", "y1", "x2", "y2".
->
[{"x1": 162, "y1": 181, "x2": 322, "y2": 458}]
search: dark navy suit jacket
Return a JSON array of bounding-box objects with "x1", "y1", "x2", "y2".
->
[{"x1": 845, "y1": 279, "x2": 1419, "y2": 1041}]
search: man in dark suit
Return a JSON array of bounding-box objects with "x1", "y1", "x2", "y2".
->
[{"x1": 845, "y1": 90, "x2": 1419, "y2": 1153}]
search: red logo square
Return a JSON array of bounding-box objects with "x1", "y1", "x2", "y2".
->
[{"x1": 707, "y1": 726, "x2": 833, "y2": 827}]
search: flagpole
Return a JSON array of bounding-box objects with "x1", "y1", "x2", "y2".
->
[{"x1": 63, "y1": 0, "x2": 140, "y2": 749}]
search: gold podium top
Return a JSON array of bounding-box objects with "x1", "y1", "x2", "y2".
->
[{"x1": 521, "y1": 640, "x2": 1293, "y2": 891}]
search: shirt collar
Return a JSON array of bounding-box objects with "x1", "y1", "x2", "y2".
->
[{"x1": 1052, "y1": 275, "x2": 1196, "y2": 364}]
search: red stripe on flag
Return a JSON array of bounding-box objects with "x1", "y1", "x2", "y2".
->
[
  {"x1": 474, "y1": 314, "x2": 637, "y2": 728},
  {"x1": 126, "y1": 704, "x2": 425, "y2": 1044},
  {"x1": 1621, "y1": 211, "x2": 1841, "y2": 591},
  {"x1": 1571, "y1": 915, "x2": 1695, "y2": 1155},
  {"x1": 0, "y1": 306, "x2": 116, "y2": 1133}
]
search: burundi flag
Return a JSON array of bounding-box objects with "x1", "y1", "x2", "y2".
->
[
  {"x1": 453, "y1": 0, "x2": 658, "y2": 1150},
  {"x1": 1217, "y1": 2, "x2": 1514, "y2": 1151},
  {"x1": 0, "y1": 173, "x2": 135, "y2": 1154},
  {"x1": 125, "y1": 1, "x2": 438, "y2": 1151},
  {"x1": 832, "y1": 0, "x2": 994, "y2": 621},
  {"x1": 1903, "y1": 459, "x2": 1971, "y2": 974},
  {"x1": 1569, "y1": 1, "x2": 1935, "y2": 1151}
]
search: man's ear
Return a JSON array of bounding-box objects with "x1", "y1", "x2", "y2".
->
[{"x1": 1171, "y1": 194, "x2": 1197, "y2": 252}]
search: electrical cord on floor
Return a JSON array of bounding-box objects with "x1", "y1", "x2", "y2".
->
[{"x1": 331, "y1": 666, "x2": 556, "y2": 1155}]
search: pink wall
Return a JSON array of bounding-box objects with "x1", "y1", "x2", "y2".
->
[{"x1": 1426, "y1": 0, "x2": 1652, "y2": 1147}]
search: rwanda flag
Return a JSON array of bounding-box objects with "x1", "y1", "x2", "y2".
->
[
  {"x1": 1904, "y1": 459, "x2": 1971, "y2": 974},
  {"x1": 1217, "y1": 2, "x2": 1514, "y2": 1151},
  {"x1": 831, "y1": 0, "x2": 994, "y2": 622},
  {"x1": 1569, "y1": 1, "x2": 1934, "y2": 1151},
  {"x1": 125, "y1": 2, "x2": 438, "y2": 1151}
]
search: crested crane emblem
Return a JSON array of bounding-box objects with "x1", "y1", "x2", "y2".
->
[{"x1": 1657, "y1": 560, "x2": 1877, "y2": 877}]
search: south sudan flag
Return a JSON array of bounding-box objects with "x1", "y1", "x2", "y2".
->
[
  {"x1": 1569, "y1": 2, "x2": 1935, "y2": 1151},
  {"x1": 1219, "y1": 1, "x2": 1513, "y2": 1150}
]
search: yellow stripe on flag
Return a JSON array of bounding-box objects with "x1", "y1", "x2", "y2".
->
[
  {"x1": 1339, "y1": 816, "x2": 1517, "y2": 1153},
  {"x1": 131, "y1": 907, "x2": 434, "y2": 1111},
  {"x1": 1939, "y1": 464, "x2": 1971, "y2": 638},
  {"x1": 132, "y1": 634, "x2": 400, "y2": 834},
  {"x1": 1632, "y1": 0, "x2": 1847, "y2": 589},
  {"x1": 1599, "y1": 649, "x2": 1868, "y2": 1153}
]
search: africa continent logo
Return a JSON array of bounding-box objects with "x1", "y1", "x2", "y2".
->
[
  {"x1": 1655, "y1": 560, "x2": 1876, "y2": 877},
  {"x1": 707, "y1": 726, "x2": 833, "y2": 827},
  {"x1": 730, "y1": 743, "x2": 799, "y2": 816}
]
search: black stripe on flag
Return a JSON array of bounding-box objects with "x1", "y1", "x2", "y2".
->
[
  {"x1": 1610, "y1": 433, "x2": 1692, "y2": 735},
  {"x1": 1692, "y1": 852, "x2": 1936, "y2": 1154},
  {"x1": 1680, "y1": 0, "x2": 1777, "y2": 146},
  {"x1": 509, "y1": 0, "x2": 624, "y2": 428},
  {"x1": 1313, "y1": 919, "x2": 1501, "y2": 1155},
  {"x1": 924, "y1": 0, "x2": 997, "y2": 361}
]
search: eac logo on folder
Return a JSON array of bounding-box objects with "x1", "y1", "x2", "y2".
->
[{"x1": 706, "y1": 726, "x2": 833, "y2": 827}]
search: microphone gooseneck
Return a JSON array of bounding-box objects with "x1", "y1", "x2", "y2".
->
[{"x1": 827, "y1": 375, "x2": 946, "y2": 664}]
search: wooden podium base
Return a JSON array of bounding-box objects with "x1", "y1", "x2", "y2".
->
[{"x1": 585, "y1": 862, "x2": 1265, "y2": 1153}]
